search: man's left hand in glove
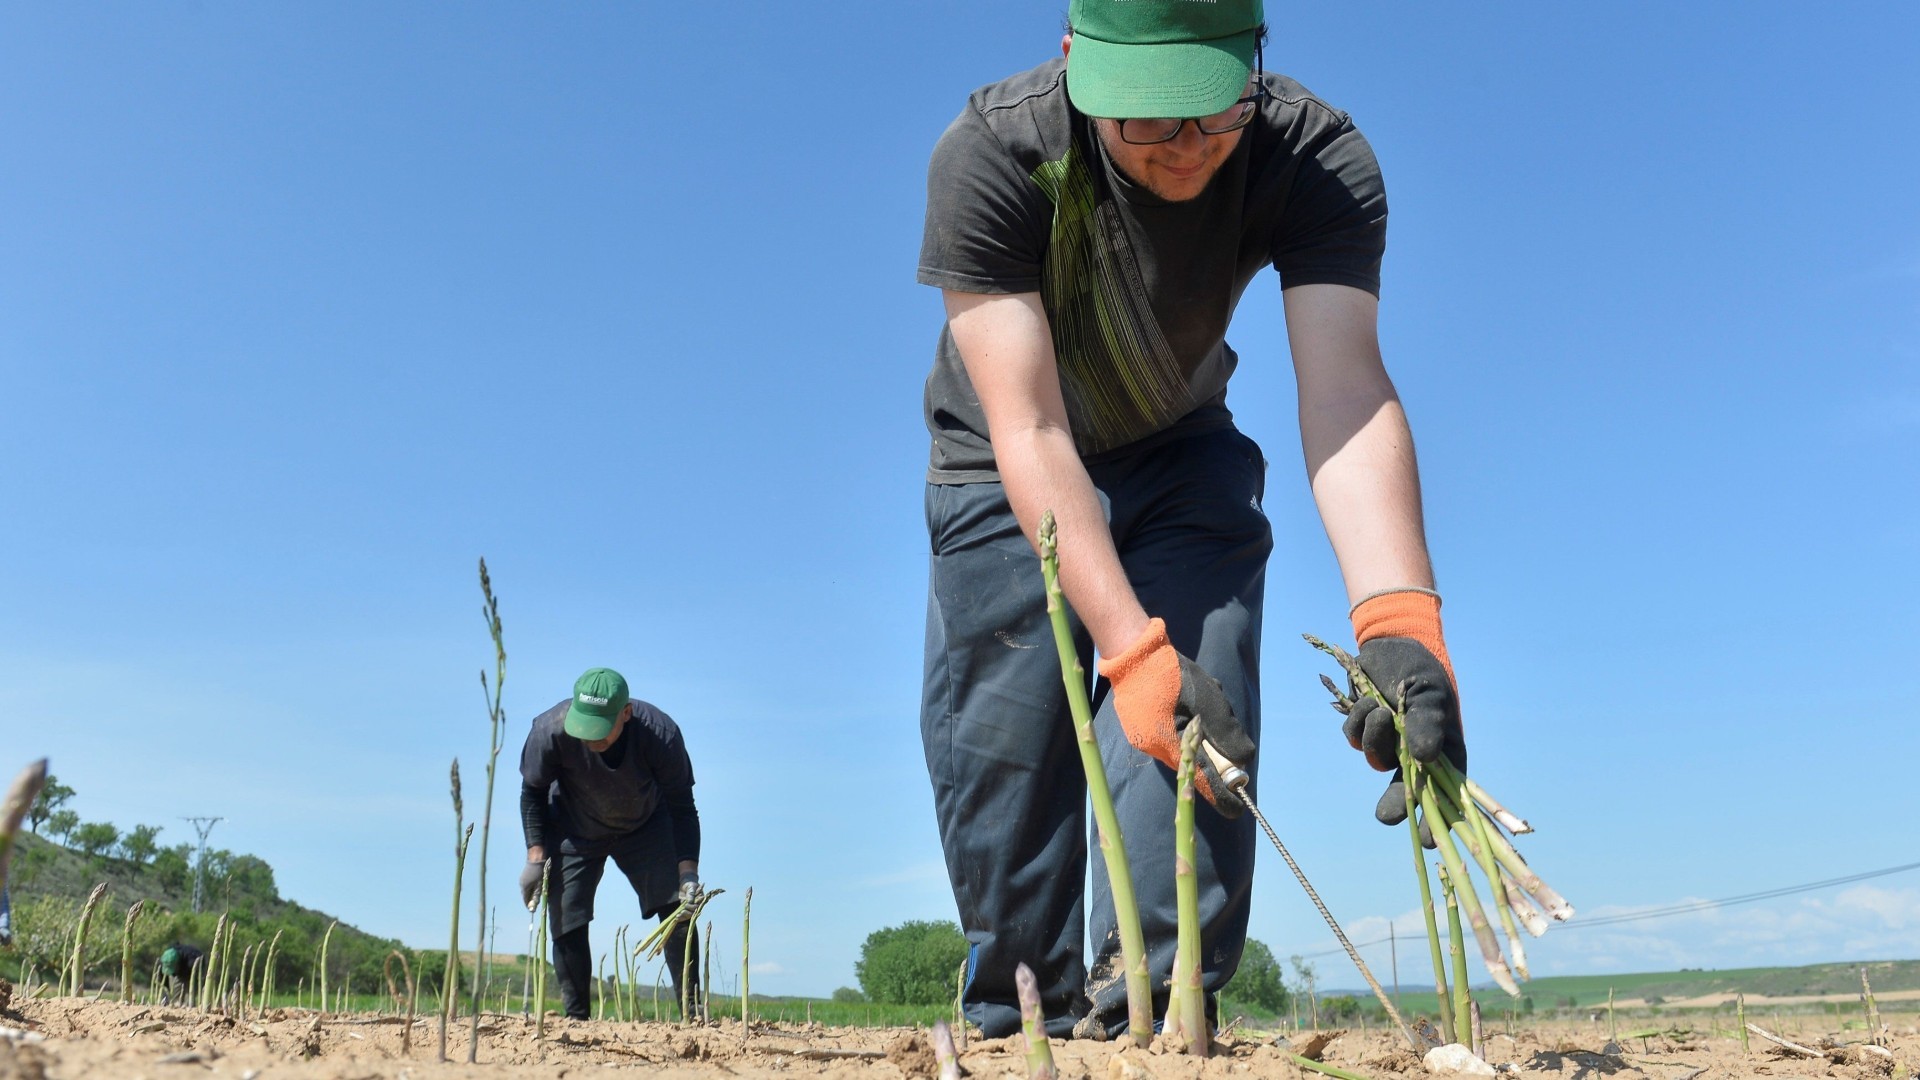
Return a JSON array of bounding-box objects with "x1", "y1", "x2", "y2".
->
[
  {"x1": 675, "y1": 868, "x2": 701, "y2": 906},
  {"x1": 1342, "y1": 589, "x2": 1467, "y2": 831}
]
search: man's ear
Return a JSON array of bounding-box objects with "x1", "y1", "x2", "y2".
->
[{"x1": 1061, "y1": 33, "x2": 1072, "y2": 58}]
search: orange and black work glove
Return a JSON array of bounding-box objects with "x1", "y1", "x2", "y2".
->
[
  {"x1": 1343, "y1": 589, "x2": 1466, "y2": 831},
  {"x1": 1097, "y1": 618, "x2": 1257, "y2": 818}
]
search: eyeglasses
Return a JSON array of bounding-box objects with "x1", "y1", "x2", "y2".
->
[
  {"x1": 1113, "y1": 86, "x2": 1268, "y2": 144},
  {"x1": 1109, "y1": 44, "x2": 1270, "y2": 146}
]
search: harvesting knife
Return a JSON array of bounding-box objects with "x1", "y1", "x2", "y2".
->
[{"x1": 1200, "y1": 739, "x2": 1430, "y2": 1053}]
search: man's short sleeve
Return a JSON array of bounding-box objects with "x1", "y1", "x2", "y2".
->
[
  {"x1": 520, "y1": 717, "x2": 557, "y2": 791},
  {"x1": 1270, "y1": 119, "x2": 1388, "y2": 296},
  {"x1": 917, "y1": 103, "x2": 1052, "y2": 295}
]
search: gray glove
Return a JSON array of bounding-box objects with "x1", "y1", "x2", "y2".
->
[
  {"x1": 676, "y1": 871, "x2": 700, "y2": 906},
  {"x1": 518, "y1": 860, "x2": 547, "y2": 912}
]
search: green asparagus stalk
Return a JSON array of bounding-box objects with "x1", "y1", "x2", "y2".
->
[
  {"x1": 1417, "y1": 783, "x2": 1517, "y2": 995},
  {"x1": 200, "y1": 911, "x2": 228, "y2": 1011},
  {"x1": 534, "y1": 862, "x2": 550, "y2": 1040},
  {"x1": 318, "y1": 919, "x2": 337, "y2": 1016},
  {"x1": 441, "y1": 777, "x2": 472, "y2": 1063},
  {"x1": 470, "y1": 557, "x2": 509, "y2": 1063},
  {"x1": 238, "y1": 943, "x2": 257, "y2": 1020},
  {"x1": 1169, "y1": 724, "x2": 1209, "y2": 1056},
  {"x1": 741, "y1": 886, "x2": 752, "y2": 1035},
  {"x1": 260, "y1": 929, "x2": 283, "y2": 1013},
  {"x1": 954, "y1": 957, "x2": 967, "y2": 1049},
  {"x1": 1431, "y1": 777, "x2": 1529, "y2": 979},
  {"x1": 1405, "y1": 775, "x2": 1452, "y2": 1041},
  {"x1": 120, "y1": 900, "x2": 146, "y2": 1003},
  {"x1": 680, "y1": 908, "x2": 699, "y2": 1022},
  {"x1": 1286, "y1": 1055, "x2": 1373, "y2": 1080},
  {"x1": 222, "y1": 918, "x2": 240, "y2": 1012},
  {"x1": 65, "y1": 883, "x2": 108, "y2": 998},
  {"x1": 1015, "y1": 962, "x2": 1056, "y2": 1080},
  {"x1": 1038, "y1": 510, "x2": 1153, "y2": 1048},
  {"x1": 1438, "y1": 866, "x2": 1471, "y2": 1046},
  {"x1": 703, "y1": 920, "x2": 714, "y2": 1024}
]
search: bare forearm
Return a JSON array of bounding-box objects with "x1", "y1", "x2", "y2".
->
[
  {"x1": 995, "y1": 424, "x2": 1149, "y2": 655},
  {"x1": 1303, "y1": 392, "x2": 1434, "y2": 604},
  {"x1": 1286, "y1": 284, "x2": 1435, "y2": 606}
]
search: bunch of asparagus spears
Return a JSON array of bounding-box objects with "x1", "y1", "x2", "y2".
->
[{"x1": 1307, "y1": 634, "x2": 1573, "y2": 1046}]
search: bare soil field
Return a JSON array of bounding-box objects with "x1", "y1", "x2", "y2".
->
[{"x1": 3, "y1": 995, "x2": 1916, "y2": 1080}]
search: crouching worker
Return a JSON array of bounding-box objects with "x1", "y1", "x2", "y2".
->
[
  {"x1": 519, "y1": 667, "x2": 704, "y2": 1020},
  {"x1": 158, "y1": 943, "x2": 205, "y2": 1004}
]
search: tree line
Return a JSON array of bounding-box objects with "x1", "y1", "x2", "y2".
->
[{"x1": 846, "y1": 919, "x2": 1296, "y2": 1018}]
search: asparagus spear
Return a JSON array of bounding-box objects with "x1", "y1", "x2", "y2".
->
[
  {"x1": 1015, "y1": 963, "x2": 1056, "y2": 1080},
  {"x1": 1038, "y1": 510, "x2": 1153, "y2": 1047},
  {"x1": 1168, "y1": 724, "x2": 1209, "y2": 1056}
]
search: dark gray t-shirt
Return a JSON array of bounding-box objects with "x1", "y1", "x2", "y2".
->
[
  {"x1": 519, "y1": 697, "x2": 697, "y2": 852},
  {"x1": 918, "y1": 58, "x2": 1388, "y2": 483}
]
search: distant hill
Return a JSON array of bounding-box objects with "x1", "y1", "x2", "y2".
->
[
  {"x1": 3, "y1": 830, "x2": 421, "y2": 994},
  {"x1": 1318, "y1": 959, "x2": 1920, "y2": 1015}
]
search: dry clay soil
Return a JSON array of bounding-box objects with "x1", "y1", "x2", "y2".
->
[{"x1": 3, "y1": 996, "x2": 1918, "y2": 1080}]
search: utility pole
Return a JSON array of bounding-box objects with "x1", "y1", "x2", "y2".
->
[{"x1": 181, "y1": 816, "x2": 223, "y2": 913}]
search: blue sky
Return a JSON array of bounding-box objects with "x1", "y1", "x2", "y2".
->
[{"x1": 2, "y1": 3, "x2": 1915, "y2": 998}]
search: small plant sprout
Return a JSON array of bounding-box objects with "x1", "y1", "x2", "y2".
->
[
  {"x1": 1307, "y1": 632, "x2": 1575, "y2": 1045},
  {"x1": 1038, "y1": 510, "x2": 1153, "y2": 1048},
  {"x1": 932, "y1": 1020, "x2": 962, "y2": 1080},
  {"x1": 259, "y1": 929, "x2": 283, "y2": 1013},
  {"x1": 470, "y1": 556, "x2": 509, "y2": 1064},
  {"x1": 954, "y1": 957, "x2": 967, "y2": 1050},
  {"x1": 1015, "y1": 962, "x2": 1055, "y2": 1080},
  {"x1": 384, "y1": 950, "x2": 417, "y2": 1054},
  {"x1": 318, "y1": 919, "x2": 337, "y2": 1017}
]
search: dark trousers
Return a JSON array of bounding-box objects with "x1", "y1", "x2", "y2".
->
[
  {"x1": 551, "y1": 920, "x2": 699, "y2": 1021},
  {"x1": 921, "y1": 427, "x2": 1271, "y2": 1038},
  {"x1": 547, "y1": 815, "x2": 699, "y2": 1020}
]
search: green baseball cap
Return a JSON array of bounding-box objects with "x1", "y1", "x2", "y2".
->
[
  {"x1": 1066, "y1": 0, "x2": 1263, "y2": 119},
  {"x1": 565, "y1": 667, "x2": 629, "y2": 740},
  {"x1": 160, "y1": 946, "x2": 181, "y2": 977}
]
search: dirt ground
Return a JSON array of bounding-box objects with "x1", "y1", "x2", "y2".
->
[{"x1": 3, "y1": 994, "x2": 1916, "y2": 1080}]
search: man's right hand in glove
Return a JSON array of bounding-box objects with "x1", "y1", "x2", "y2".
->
[
  {"x1": 519, "y1": 853, "x2": 547, "y2": 912},
  {"x1": 1342, "y1": 589, "x2": 1467, "y2": 831},
  {"x1": 1098, "y1": 617, "x2": 1256, "y2": 816}
]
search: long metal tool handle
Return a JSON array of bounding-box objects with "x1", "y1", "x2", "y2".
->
[{"x1": 1201, "y1": 741, "x2": 1426, "y2": 1053}]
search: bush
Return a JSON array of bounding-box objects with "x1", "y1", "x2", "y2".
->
[
  {"x1": 832, "y1": 986, "x2": 866, "y2": 1003},
  {"x1": 1225, "y1": 938, "x2": 1289, "y2": 1014},
  {"x1": 854, "y1": 920, "x2": 967, "y2": 1005}
]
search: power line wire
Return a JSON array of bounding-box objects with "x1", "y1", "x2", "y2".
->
[{"x1": 1288, "y1": 858, "x2": 1920, "y2": 960}]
